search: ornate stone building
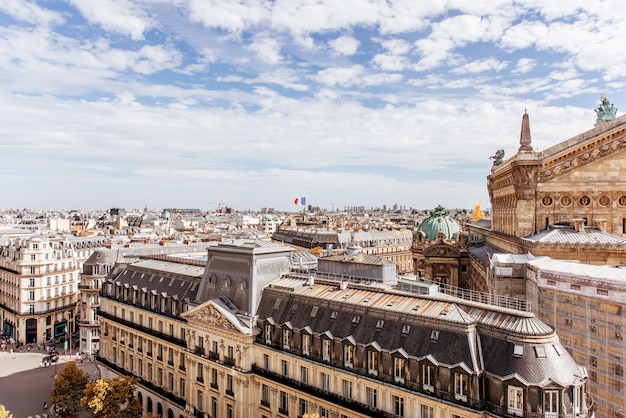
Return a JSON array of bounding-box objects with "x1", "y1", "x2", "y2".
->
[
  {"x1": 478, "y1": 96, "x2": 626, "y2": 418},
  {"x1": 0, "y1": 235, "x2": 80, "y2": 344},
  {"x1": 97, "y1": 240, "x2": 591, "y2": 418},
  {"x1": 411, "y1": 206, "x2": 478, "y2": 291},
  {"x1": 485, "y1": 97, "x2": 626, "y2": 265}
]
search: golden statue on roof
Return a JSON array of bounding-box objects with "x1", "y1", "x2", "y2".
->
[{"x1": 472, "y1": 203, "x2": 485, "y2": 221}]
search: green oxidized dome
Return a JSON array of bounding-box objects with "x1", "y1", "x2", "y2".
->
[{"x1": 418, "y1": 205, "x2": 461, "y2": 240}]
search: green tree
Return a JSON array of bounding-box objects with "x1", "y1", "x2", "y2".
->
[
  {"x1": 81, "y1": 376, "x2": 142, "y2": 418},
  {"x1": 49, "y1": 362, "x2": 90, "y2": 412},
  {"x1": 0, "y1": 404, "x2": 14, "y2": 418}
]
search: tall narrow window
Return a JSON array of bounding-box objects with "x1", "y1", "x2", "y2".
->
[
  {"x1": 261, "y1": 384, "x2": 270, "y2": 407},
  {"x1": 282, "y1": 328, "x2": 291, "y2": 350},
  {"x1": 344, "y1": 344, "x2": 354, "y2": 369},
  {"x1": 276, "y1": 359, "x2": 286, "y2": 376},
  {"x1": 420, "y1": 404, "x2": 434, "y2": 418},
  {"x1": 342, "y1": 379, "x2": 353, "y2": 399},
  {"x1": 507, "y1": 386, "x2": 524, "y2": 417},
  {"x1": 544, "y1": 390, "x2": 559, "y2": 418},
  {"x1": 368, "y1": 350, "x2": 379, "y2": 376},
  {"x1": 264, "y1": 324, "x2": 272, "y2": 345},
  {"x1": 279, "y1": 391, "x2": 289, "y2": 414},
  {"x1": 322, "y1": 339, "x2": 331, "y2": 362},
  {"x1": 393, "y1": 395, "x2": 404, "y2": 417},
  {"x1": 321, "y1": 372, "x2": 329, "y2": 392},
  {"x1": 302, "y1": 334, "x2": 310, "y2": 356},
  {"x1": 423, "y1": 364, "x2": 435, "y2": 392},
  {"x1": 454, "y1": 373, "x2": 468, "y2": 402},
  {"x1": 366, "y1": 387, "x2": 377, "y2": 408},
  {"x1": 394, "y1": 357, "x2": 405, "y2": 383},
  {"x1": 300, "y1": 366, "x2": 309, "y2": 384}
]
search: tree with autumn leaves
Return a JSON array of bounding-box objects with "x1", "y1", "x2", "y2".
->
[
  {"x1": 81, "y1": 376, "x2": 143, "y2": 418},
  {"x1": 49, "y1": 362, "x2": 90, "y2": 412},
  {"x1": 0, "y1": 404, "x2": 14, "y2": 418}
]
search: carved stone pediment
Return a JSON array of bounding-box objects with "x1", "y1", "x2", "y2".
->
[
  {"x1": 424, "y1": 245, "x2": 460, "y2": 258},
  {"x1": 183, "y1": 302, "x2": 238, "y2": 332},
  {"x1": 538, "y1": 127, "x2": 626, "y2": 183}
]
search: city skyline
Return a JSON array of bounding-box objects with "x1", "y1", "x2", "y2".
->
[{"x1": 1, "y1": 0, "x2": 624, "y2": 212}]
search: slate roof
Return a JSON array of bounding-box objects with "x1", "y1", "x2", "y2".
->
[
  {"x1": 107, "y1": 259, "x2": 204, "y2": 301},
  {"x1": 468, "y1": 243, "x2": 502, "y2": 264},
  {"x1": 255, "y1": 276, "x2": 583, "y2": 385},
  {"x1": 320, "y1": 251, "x2": 395, "y2": 266}
]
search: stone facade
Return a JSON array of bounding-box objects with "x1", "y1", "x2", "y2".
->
[
  {"x1": 97, "y1": 241, "x2": 591, "y2": 418},
  {"x1": 486, "y1": 110, "x2": 626, "y2": 265}
]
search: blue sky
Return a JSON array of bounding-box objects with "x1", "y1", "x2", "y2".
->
[{"x1": 1, "y1": 0, "x2": 624, "y2": 212}]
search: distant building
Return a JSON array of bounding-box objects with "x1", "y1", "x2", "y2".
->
[
  {"x1": 411, "y1": 206, "x2": 480, "y2": 292},
  {"x1": 0, "y1": 235, "x2": 81, "y2": 344},
  {"x1": 273, "y1": 227, "x2": 413, "y2": 273}
]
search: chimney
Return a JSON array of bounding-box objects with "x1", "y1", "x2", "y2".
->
[
  {"x1": 327, "y1": 244, "x2": 333, "y2": 256},
  {"x1": 593, "y1": 219, "x2": 607, "y2": 232},
  {"x1": 571, "y1": 219, "x2": 586, "y2": 233}
]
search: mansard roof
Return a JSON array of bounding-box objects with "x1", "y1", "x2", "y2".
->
[
  {"x1": 106, "y1": 259, "x2": 204, "y2": 301},
  {"x1": 256, "y1": 276, "x2": 584, "y2": 385}
]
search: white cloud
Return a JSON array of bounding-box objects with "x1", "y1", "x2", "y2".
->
[
  {"x1": 183, "y1": 0, "x2": 270, "y2": 34},
  {"x1": 512, "y1": 58, "x2": 536, "y2": 74},
  {"x1": 371, "y1": 54, "x2": 410, "y2": 72},
  {"x1": 0, "y1": 0, "x2": 64, "y2": 26},
  {"x1": 313, "y1": 65, "x2": 364, "y2": 87},
  {"x1": 248, "y1": 33, "x2": 282, "y2": 64},
  {"x1": 328, "y1": 35, "x2": 360, "y2": 56},
  {"x1": 452, "y1": 57, "x2": 508, "y2": 74},
  {"x1": 67, "y1": 0, "x2": 152, "y2": 41},
  {"x1": 379, "y1": 38, "x2": 412, "y2": 55}
]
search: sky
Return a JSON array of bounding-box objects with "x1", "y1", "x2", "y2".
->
[{"x1": 1, "y1": 0, "x2": 625, "y2": 213}]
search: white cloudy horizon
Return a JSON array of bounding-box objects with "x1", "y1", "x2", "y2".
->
[{"x1": 1, "y1": 0, "x2": 624, "y2": 212}]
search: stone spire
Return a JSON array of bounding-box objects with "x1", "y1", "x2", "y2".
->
[{"x1": 518, "y1": 112, "x2": 532, "y2": 151}]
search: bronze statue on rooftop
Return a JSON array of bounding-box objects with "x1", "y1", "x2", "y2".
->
[
  {"x1": 489, "y1": 149, "x2": 505, "y2": 166},
  {"x1": 594, "y1": 93, "x2": 617, "y2": 123}
]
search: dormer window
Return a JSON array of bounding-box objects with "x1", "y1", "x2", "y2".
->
[
  {"x1": 344, "y1": 344, "x2": 354, "y2": 369},
  {"x1": 367, "y1": 350, "x2": 379, "y2": 376},
  {"x1": 394, "y1": 357, "x2": 406, "y2": 383},
  {"x1": 454, "y1": 373, "x2": 468, "y2": 402},
  {"x1": 430, "y1": 330, "x2": 439, "y2": 341},
  {"x1": 423, "y1": 364, "x2": 435, "y2": 393},
  {"x1": 330, "y1": 311, "x2": 338, "y2": 320},
  {"x1": 302, "y1": 334, "x2": 310, "y2": 356},
  {"x1": 535, "y1": 345, "x2": 547, "y2": 358},
  {"x1": 352, "y1": 316, "x2": 360, "y2": 325},
  {"x1": 322, "y1": 339, "x2": 331, "y2": 362},
  {"x1": 513, "y1": 345, "x2": 524, "y2": 357},
  {"x1": 402, "y1": 325, "x2": 411, "y2": 335},
  {"x1": 376, "y1": 320, "x2": 384, "y2": 330},
  {"x1": 264, "y1": 324, "x2": 272, "y2": 345},
  {"x1": 282, "y1": 328, "x2": 291, "y2": 350},
  {"x1": 507, "y1": 385, "x2": 524, "y2": 417}
]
